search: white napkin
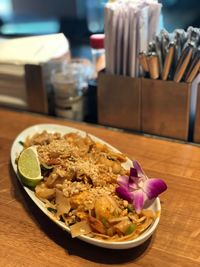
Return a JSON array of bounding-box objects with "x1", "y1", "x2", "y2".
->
[{"x1": 104, "y1": 0, "x2": 162, "y2": 77}]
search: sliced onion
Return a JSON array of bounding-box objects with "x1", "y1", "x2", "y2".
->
[
  {"x1": 56, "y1": 189, "x2": 71, "y2": 217},
  {"x1": 70, "y1": 220, "x2": 92, "y2": 238},
  {"x1": 108, "y1": 216, "x2": 129, "y2": 223},
  {"x1": 113, "y1": 219, "x2": 132, "y2": 234}
]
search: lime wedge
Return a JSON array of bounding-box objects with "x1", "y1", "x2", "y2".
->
[{"x1": 18, "y1": 146, "x2": 43, "y2": 187}]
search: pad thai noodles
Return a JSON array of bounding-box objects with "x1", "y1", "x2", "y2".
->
[{"x1": 17, "y1": 130, "x2": 164, "y2": 242}]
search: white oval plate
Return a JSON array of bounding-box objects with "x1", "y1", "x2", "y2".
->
[{"x1": 11, "y1": 124, "x2": 161, "y2": 249}]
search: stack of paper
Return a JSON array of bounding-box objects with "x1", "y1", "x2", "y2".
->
[
  {"x1": 104, "y1": 0, "x2": 162, "y2": 77},
  {"x1": 0, "y1": 33, "x2": 70, "y2": 110}
]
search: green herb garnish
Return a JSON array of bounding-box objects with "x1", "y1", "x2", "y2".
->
[
  {"x1": 47, "y1": 207, "x2": 56, "y2": 213},
  {"x1": 125, "y1": 223, "x2": 136, "y2": 235}
]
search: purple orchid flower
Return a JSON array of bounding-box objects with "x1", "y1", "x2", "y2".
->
[{"x1": 116, "y1": 160, "x2": 167, "y2": 213}]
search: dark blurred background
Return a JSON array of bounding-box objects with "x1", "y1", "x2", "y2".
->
[{"x1": 0, "y1": 0, "x2": 199, "y2": 59}]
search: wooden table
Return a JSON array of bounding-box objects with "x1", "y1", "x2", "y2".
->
[{"x1": 0, "y1": 108, "x2": 200, "y2": 267}]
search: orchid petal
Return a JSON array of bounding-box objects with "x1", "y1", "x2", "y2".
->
[
  {"x1": 117, "y1": 161, "x2": 167, "y2": 213},
  {"x1": 143, "y1": 178, "x2": 167, "y2": 199},
  {"x1": 128, "y1": 182, "x2": 138, "y2": 190},
  {"x1": 116, "y1": 186, "x2": 134, "y2": 203},
  {"x1": 117, "y1": 175, "x2": 129, "y2": 188},
  {"x1": 129, "y1": 175, "x2": 140, "y2": 188},
  {"x1": 130, "y1": 167, "x2": 138, "y2": 177},
  {"x1": 132, "y1": 160, "x2": 146, "y2": 178},
  {"x1": 132, "y1": 189, "x2": 147, "y2": 213}
]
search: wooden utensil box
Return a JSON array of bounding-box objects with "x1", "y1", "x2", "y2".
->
[
  {"x1": 97, "y1": 71, "x2": 195, "y2": 141},
  {"x1": 192, "y1": 83, "x2": 200, "y2": 143},
  {"x1": 97, "y1": 71, "x2": 141, "y2": 132},
  {"x1": 141, "y1": 78, "x2": 192, "y2": 141}
]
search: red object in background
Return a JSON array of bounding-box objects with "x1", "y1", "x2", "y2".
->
[{"x1": 90, "y1": 34, "x2": 105, "y2": 49}]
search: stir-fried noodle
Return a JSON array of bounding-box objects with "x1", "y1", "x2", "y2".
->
[{"x1": 19, "y1": 130, "x2": 157, "y2": 241}]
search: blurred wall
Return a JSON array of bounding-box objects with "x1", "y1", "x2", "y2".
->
[{"x1": 12, "y1": 0, "x2": 79, "y2": 18}]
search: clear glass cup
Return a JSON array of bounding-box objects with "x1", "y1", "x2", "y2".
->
[
  {"x1": 86, "y1": 0, "x2": 107, "y2": 33},
  {"x1": 51, "y1": 59, "x2": 93, "y2": 121}
]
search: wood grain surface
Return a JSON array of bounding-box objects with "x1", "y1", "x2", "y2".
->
[
  {"x1": 98, "y1": 72, "x2": 141, "y2": 131},
  {"x1": 0, "y1": 107, "x2": 200, "y2": 267},
  {"x1": 141, "y1": 78, "x2": 191, "y2": 141}
]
